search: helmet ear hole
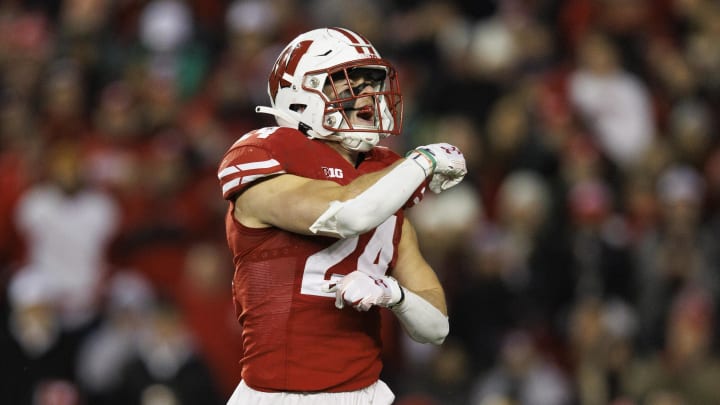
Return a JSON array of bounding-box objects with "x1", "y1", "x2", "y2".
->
[{"x1": 289, "y1": 104, "x2": 307, "y2": 113}]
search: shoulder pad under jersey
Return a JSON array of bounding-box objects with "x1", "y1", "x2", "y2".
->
[{"x1": 217, "y1": 127, "x2": 309, "y2": 200}]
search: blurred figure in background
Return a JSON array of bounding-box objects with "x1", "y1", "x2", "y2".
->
[
  {"x1": 567, "y1": 296, "x2": 638, "y2": 405},
  {"x1": 634, "y1": 164, "x2": 717, "y2": 352},
  {"x1": 113, "y1": 298, "x2": 224, "y2": 405},
  {"x1": 566, "y1": 177, "x2": 635, "y2": 304},
  {"x1": 136, "y1": 0, "x2": 210, "y2": 102},
  {"x1": 0, "y1": 95, "x2": 40, "y2": 268},
  {"x1": 13, "y1": 140, "x2": 119, "y2": 333},
  {"x1": 568, "y1": 31, "x2": 655, "y2": 172},
  {"x1": 469, "y1": 329, "x2": 573, "y2": 405},
  {"x1": 38, "y1": 59, "x2": 90, "y2": 141},
  {"x1": 208, "y1": 0, "x2": 281, "y2": 134},
  {"x1": 0, "y1": 269, "x2": 80, "y2": 404},
  {"x1": 623, "y1": 287, "x2": 720, "y2": 405},
  {"x1": 75, "y1": 271, "x2": 156, "y2": 405}
]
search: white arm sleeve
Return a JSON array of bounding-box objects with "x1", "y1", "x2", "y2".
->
[
  {"x1": 309, "y1": 156, "x2": 430, "y2": 238},
  {"x1": 390, "y1": 288, "x2": 449, "y2": 345}
]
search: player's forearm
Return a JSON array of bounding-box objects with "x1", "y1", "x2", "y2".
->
[
  {"x1": 324, "y1": 270, "x2": 449, "y2": 344},
  {"x1": 309, "y1": 158, "x2": 428, "y2": 237},
  {"x1": 390, "y1": 287, "x2": 449, "y2": 345},
  {"x1": 335, "y1": 159, "x2": 406, "y2": 199}
]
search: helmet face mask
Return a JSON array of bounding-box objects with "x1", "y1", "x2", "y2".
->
[{"x1": 262, "y1": 28, "x2": 403, "y2": 152}]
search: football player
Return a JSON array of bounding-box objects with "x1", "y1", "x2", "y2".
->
[{"x1": 217, "y1": 27, "x2": 467, "y2": 405}]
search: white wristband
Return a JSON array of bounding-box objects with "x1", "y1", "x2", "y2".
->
[{"x1": 405, "y1": 150, "x2": 436, "y2": 177}]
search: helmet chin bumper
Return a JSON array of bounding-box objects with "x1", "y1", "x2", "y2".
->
[
  {"x1": 310, "y1": 118, "x2": 384, "y2": 152},
  {"x1": 339, "y1": 131, "x2": 382, "y2": 152}
]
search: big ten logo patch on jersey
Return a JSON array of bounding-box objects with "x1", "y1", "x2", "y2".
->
[{"x1": 322, "y1": 167, "x2": 344, "y2": 179}]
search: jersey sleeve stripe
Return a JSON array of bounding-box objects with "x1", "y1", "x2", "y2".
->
[
  {"x1": 218, "y1": 159, "x2": 282, "y2": 179},
  {"x1": 222, "y1": 178, "x2": 241, "y2": 195},
  {"x1": 218, "y1": 166, "x2": 239, "y2": 179},
  {"x1": 241, "y1": 172, "x2": 285, "y2": 185},
  {"x1": 240, "y1": 159, "x2": 281, "y2": 171}
]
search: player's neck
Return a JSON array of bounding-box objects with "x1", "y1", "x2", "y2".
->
[{"x1": 326, "y1": 141, "x2": 360, "y2": 166}]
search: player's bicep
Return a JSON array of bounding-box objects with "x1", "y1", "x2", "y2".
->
[
  {"x1": 392, "y1": 218, "x2": 447, "y2": 314},
  {"x1": 234, "y1": 173, "x2": 343, "y2": 235}
]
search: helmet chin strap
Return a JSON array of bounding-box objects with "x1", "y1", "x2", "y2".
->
[{"x1": 255, "y1": 106, "x2": 299, "y2": 127}]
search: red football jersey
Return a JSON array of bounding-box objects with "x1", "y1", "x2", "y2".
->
[{"x1": 217, "y1": 127, "x2": 423, "y2": 393}]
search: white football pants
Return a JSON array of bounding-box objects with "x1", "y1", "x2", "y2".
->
[{"x1": 226, "y1": 379, "x2": 395, "y2": 405}]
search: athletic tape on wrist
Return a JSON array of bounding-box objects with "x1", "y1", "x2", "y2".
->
[{"x1": 406, "y1": 149, "x2": 436, "y2": 177}]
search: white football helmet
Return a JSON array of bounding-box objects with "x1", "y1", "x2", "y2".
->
[{"x1": 256, "y1": 27, "x2": 403, "y2": 152}]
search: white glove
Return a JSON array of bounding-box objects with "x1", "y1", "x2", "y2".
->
[
  {"x1": 322, "y1": 271, "x2": 403, "y2": 311},
  {"x1": 406, "y1": 143, "x2": 467, "y2": 193}
]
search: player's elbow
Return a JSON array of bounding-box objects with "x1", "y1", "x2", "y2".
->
[
  {"x1": 428, "y1": 317, "x2": 450, "y2": 345},
  {"x1": 309, "y1": 198, "x2": 389, "y2": 238},
  {"x1": 409, "y1": 316, "x2": 449, "y2": 345},
  {"x1": 393, "y1": 289, "x2": 450, "y2": 345},
  {"x1": 333, "y1": 201, "x2": 385, "y2": 237}
]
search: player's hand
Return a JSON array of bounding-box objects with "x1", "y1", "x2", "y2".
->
[
  {"x1": 322, "y1": 271, "x2": 403, "y2": 311},
  {"x1": 407, "y1": 143, "x2": 467, "y2": 193}
]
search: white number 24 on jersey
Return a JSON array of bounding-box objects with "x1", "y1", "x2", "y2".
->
[{"x1": 300, "y1": 216, "x2": 397, "y2": 297}]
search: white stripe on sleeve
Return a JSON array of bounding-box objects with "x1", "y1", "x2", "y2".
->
[{"x1": 218, "y1": 159, "x2": 281, "y2": 180}]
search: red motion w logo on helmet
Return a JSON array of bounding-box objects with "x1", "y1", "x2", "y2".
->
[{"x1": 269, "y1": 40, "x2": 313, "y2": 100}]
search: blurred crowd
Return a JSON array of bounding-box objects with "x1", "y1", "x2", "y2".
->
[{"x1": 1, "y1": 0, "x2": 720, "y2": 404}]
